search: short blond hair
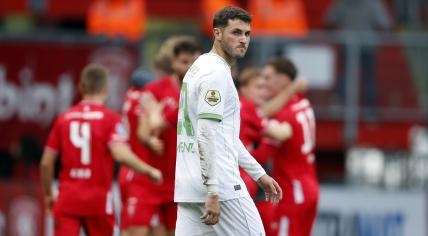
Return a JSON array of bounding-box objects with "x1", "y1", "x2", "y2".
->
[
  {"x1": 153, "y1": 35, "x2": 200, "y2": 74},
  {"x1": 80, "y1": 64, "x2": 108, "y2": 95},
  {"x1": 238, "y1": 68, "x2": 261, "y2": 87}
]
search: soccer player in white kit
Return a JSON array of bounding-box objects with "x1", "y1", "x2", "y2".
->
[{"x1": 174, "y1": 6, "x2": 283, "y2": 236}]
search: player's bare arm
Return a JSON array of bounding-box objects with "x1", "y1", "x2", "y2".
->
[
  {"x1": 109, "y1": 142, "x2": 163, "y2": 183},
  {"x1": 40, "y1": 149, "x2": 57, "y2": 213},
  {"x1": 140, "y1": 92, "x2": 168, "y2": 132},
  {"x1": 263, "y1": 120, "x2": 293, "y2": 141},
  {"x1": 260, "y1": 79, "x2": 308, "y2": 117},
  {"x1": 136, "y1": 112, "x2": 164, "y2": 155}
]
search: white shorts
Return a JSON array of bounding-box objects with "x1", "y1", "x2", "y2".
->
[{"x1": 176, "y1": 196, "x2": 265, "y2": 236}]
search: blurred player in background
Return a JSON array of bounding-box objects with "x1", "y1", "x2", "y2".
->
[
  {"x1": 237, "y1": 67, "x2": 308, "y2": 231},
  {"x1": 126, "y1": 36, "x2": 202, "y2": 236},
  {"x1": 119, "y1": 67, "x2": 156, "y2": 236},
  {"x1": 40, "y1": 64, "x2": 162, "y2": 236},
  {"x1": 237, "y1": 67, "x2": 307, "y2": 197},
  {"x1": 262, "y1": 58, "x2": 319, "y2": 236}
]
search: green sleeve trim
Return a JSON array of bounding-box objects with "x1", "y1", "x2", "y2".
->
[{"x1": 198, "y1": 113, "x2": 223, "y2": 121}]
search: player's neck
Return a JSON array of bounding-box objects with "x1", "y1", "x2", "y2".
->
[
  {"x1": 210, "y1": 43, "x2": 235, "y2": 67},
  {"x1": 82, "y1": 94, "x2": 105, "y2": 104},
  {"x1": 171, "y1": 74, "x2": 182, "y2": 88}
]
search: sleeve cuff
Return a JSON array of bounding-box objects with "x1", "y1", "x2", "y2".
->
[
  {"x1": 198, "y1": 113, "x2": 223, "y2": 121},
  {"x1": 251, "y1": 169, "x2": 266, "y2": 182},
  {"x1": 207, "y1": 184, "x2": 219, "y2": 195}
]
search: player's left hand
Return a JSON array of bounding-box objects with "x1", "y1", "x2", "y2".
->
[
  {"x1": 44, "y1": 195, "x2": 55, "y2": 214},
  {"x1": 257, "y1": 174, "x2": 283, "y2": 204}
]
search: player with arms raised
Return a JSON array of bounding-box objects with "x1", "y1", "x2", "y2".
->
[{"x1": 262, "y1": 58, "x2": 319, "y2": 236}]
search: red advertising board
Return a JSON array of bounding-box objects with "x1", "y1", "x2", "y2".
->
[{"x1": 0, "y1": 41, "x2": 139, "y2": 151}]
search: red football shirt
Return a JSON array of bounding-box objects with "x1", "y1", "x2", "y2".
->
[
  {"x1": 122, "y1": 87, "x2": 150, "y2": 163},
  {"x1": 270, "y1": 95, "x2": 317, "y2": 185},
  {"x1": 119, "y1": 87, "x2": 146, "y2": 190},
  {"x1": 239, "y1": 96, "x2": 265, "y2": 149},
  {"x1": 240, "y1": 96, "x2": 279, "y2": 197},
  {"x1": 45, "y1": 100, "x2": 128, "y2": 216},
  {"x1": 143, "y1": 76, "x2": 180, "y2": 196},
  {"x1": 239, "y1": 96, "x2": 276, "y2": 165}
]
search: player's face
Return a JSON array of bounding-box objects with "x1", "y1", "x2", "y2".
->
[
  {"x1": 217, "y1": 19, "x2": 251, "y2": 59},
  {"x1": 240, "y1": 77, "x2": 268, "y2": 105},
  {"x1": 262, "y1": 65, "x2": 292, "y2": 99},
  {"x1": 172, "y1": 51, "x2": 200, "y2": 80}
]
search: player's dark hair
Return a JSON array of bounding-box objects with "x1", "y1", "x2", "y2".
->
[
  {"x1": 266, "y1": 58, "x2": 297, "y2": 81},
  {"x1": 173, "y1": 37, "x2": 202, "y2": 57},
  {"x1": 80, "y1": 64, "x2": 108, "y2": 95},
  {"x1": 238, "y1": 68, "x2": 261, "y2": 88},
  {"x1": 213, "y1": 6, "x2": 252, "y2": 29}
]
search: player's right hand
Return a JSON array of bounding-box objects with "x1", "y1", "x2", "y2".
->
[
  {"x1": 257, "y1": 174, "x2": 283, "y2": 204},
  {"x1": 44, "y1": 195, "x2": 55, "y2": 214},
  {"x1": 201, "y1": 194, "x2": 221, "y2": 225},
  {"x1": 148, "y1": 168, "x2": 163, "y2": 184}
]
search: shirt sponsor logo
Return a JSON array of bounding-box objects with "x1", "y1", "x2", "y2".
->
[
  {"x1": 65, "y1": 111, "x2": 104, "y2": 120},
  {"x1": 205, "y1": 90, "x2": 221, "y2": 106}
]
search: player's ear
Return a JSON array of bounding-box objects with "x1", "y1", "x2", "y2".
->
[{"x1": 213, "y1": 27, "x2": 222, "y2": 40}]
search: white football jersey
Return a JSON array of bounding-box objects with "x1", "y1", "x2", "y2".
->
[{"x1": 174, "y1": 53, "x2": 250, "y2": 202}]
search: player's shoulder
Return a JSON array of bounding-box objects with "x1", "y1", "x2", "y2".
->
[
  {"x1": 147, "y1": 76, "x2": 172, "y2": 87},
  {"x1": 240, "y1": 96, "x2": 256, "y2": 111},
  {"x1": 144, "y1": 77, "x2": 171, "y2": 93},
  {"x1": 290, "y1": 94, "x2": 312, "y2": 112},
  {"x1": 124, "y1": 87, "x2": 141, "y2": 101},
  {"x1": 196, "y1": 53, "x2": 230, "y2": 73},
  {"x1": 97, "y1": 105, "x2": 122, "y2": 122},
  {"x1": 59, "y1": 103, "x2": 81, "y2": 120}
]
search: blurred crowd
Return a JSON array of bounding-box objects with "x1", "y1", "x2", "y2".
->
[{"x1": 0, "y1": 0, "x2": 426, "y2": 183}]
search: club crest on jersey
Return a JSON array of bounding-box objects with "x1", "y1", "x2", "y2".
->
[
  {"x1": 205, "y1": 90, "x2": 221, "y2": 106},
  {"x1": 116, "y1": 123, "x2": 128, "y2": 138}
]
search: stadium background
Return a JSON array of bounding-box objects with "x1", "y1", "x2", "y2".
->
[{"x1": 0, "y1": 0, "x2": 427, "y2": 235}]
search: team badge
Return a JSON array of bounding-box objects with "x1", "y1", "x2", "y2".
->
[
  {"x1": 205, "y1": 90, "x2": 221, "y2": 106},
  {"x1": 115, "y1": 123, "x2": 129, "y2": 138}
]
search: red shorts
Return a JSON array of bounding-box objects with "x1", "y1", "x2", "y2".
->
[
  {"x1": 256, "y1": 201, "x2": 276, "y2": 232},
  {"x1": 267, "y1": 177, "x2": 319, "y2": 236},
  {"x1": 127, "y1": 199, "x2": 177, "y2": 230},
  {"x1": 126, "y1": 181, "x2": 177, "y2": 230},
  {"x1": 54, "y1": 212, "x2": 114, "y2": 236}
]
